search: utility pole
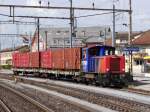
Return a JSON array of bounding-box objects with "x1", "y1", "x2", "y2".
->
[
  {"x1": 69, "y1": 0, "x2": 73, "y2": 48},
  {"x1": 0, "y1": 37, "x2": 2, "y2": 69},
  {"x1": 129, "y1": 0, "x2": 132, "y2": 45},
  {"x1": 29, "y1": 32, "x2": 32, "y2": 52},
  {"x1": 37, "y1": 18, "x2": 40, "y2": 51},
  {"x1": 104, "y1": 28, "x2": 107, "y2": 45},
  {"x1": 112, "y1": 4, "x2": 115, "y2": 47},
  {"x1": 128, "y1": 0, "x2": 133, "y2": 74},
  {"x1": 45, "y1": 31, "x2": 48, "y2": 50}
]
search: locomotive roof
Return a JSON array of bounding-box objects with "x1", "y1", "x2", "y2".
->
[{"x1": 83, "y1": 45, "x2": 115, "y2": 49}]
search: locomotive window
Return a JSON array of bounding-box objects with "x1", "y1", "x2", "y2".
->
[
  {"x1": 105, "y1": 50, "x2": 109, "y2": 55},
  {"x1": 89, "y1": 48, "x2": 99, "y2": 56},
  {"x1": 83, "y1": 50, "x2": 87, "y2": 59},
  {"x1": 105, "y1": 48, "x2": 115, "y2": 55},
  {"x1": 109, "y1": 50, "x2": 115, "y2": 55}
]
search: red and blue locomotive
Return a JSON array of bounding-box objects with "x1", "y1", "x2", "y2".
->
[
  {"x1": 81, "y1": 45, "x2": 125, "y2": 86},
  {"x1": 12, "y1": 45, "x2": 126, "y2": 87}
]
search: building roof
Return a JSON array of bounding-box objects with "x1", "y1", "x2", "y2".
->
[
  {"x1": 0, "y1": 45, "x2": 29, "y2": 53},
  {"x1": 132, "y1": 30, "x2": 150, "y2": 45},
  {"x1": 105, "y1": 32, "x2": 141, "y2": 46}
]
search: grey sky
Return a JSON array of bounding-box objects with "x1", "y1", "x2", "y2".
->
[{"x1": 0, "y1": 0, "x2": 149, "y2": 49}]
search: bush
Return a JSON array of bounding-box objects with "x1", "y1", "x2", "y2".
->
[{"x1": 0, "y1": 65, "x2": 12, "y2": 69}]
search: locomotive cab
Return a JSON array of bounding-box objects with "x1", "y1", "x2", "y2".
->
[
  {"x1": 82, "y1": 45, "x2": 116, "y2": 73},
  {"x1": 82, "y1": 45, "x2": 125, "y2": 86}
]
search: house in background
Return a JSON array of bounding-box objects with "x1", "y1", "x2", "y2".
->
[
  {"x1": 105, "y1": 31, "x2": 141, "y2": 55},
  {"x1": 131, "y1": 30, "x2": 150, "y2": 74},
  {"x1": 105, "y1": 31, "x2": 142, "y2": 72},
  {"x1": 0, "y1": 45, "x2": 29, "y2": 67},
  {"x1": 31, "y1": 26, "x2": 112, "y2": 52},
  {"x1": 105, "y1": 30, "x2": 150, "y2": 74}
]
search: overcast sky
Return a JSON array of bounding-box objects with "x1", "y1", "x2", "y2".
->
[{"x1": 0, "y1": 0, "x2": 149, "y2": 49}]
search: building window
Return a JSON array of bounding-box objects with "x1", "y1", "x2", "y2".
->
[
  {"x1": 67, "y1": 40, "x2": 70, "y2": 44},
  {"x1": 134, "y1": 59, "x2": 143, "y2": 65},
  {"x1": 100, "y1": 31, "x2": 104, "y2": 37},
  {"x1": 82, "y1": 31, "x2": 86, "y2": 37},
  {"x1": 54, "y1": 40, "x2": 57, "y2": 44},
  {"x1": 116, "y1": 39, "x2": 120, "y2": 44},
  {"x1": 121, "y1": 40, "x2": 127, "y2": 44},
  {"x1": 64, "y1": 31, "x2": 69, "y2": 35},
  {"x1": 56, "y1": 31, "x2": 61, "y2": 35}
]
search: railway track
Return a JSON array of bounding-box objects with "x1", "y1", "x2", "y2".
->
[
  {"x1": 0, "y1": 74, "x2": 102, "y2": 112},
  {"x1": 0, "y1": 99, "x2": 11, "y2": 112},
  {"x1": 125, "y1": 88, "x2": 150, "y2": 96},
  {"x1": 22, "y1": 79, "x2": 150, "y2": 112},
  {"x1": 0, "y1": 73, "x2": 150, "y2": 112},
  {"x1": 0, "y1": 83, "x2": 54, "y2": 112}
]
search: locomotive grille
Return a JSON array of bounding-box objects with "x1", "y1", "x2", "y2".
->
[{"x1": 110, "y1": 57, "x2": 120, "y2": 72}]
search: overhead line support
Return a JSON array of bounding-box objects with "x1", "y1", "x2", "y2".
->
[{"x1": 0, "y1": 4, "x2": 130, "y2": 12}]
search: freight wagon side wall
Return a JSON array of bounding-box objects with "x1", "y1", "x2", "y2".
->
[
  {"x1": 12, "y1": 53, "x2": 18, "y2": 67},
  {"x1": 12, "y1": 52, "x2": 39, "y2": 68},
  {"x1": 12, "y1": 52, "x2": 30, "y2": 68},
  {"x1": 30, "y1": 52, "x2": 40, "y2": 68},
  {"x1": 51, "y1": 49, "x2": 65, "y2": 69},
  {"x1": 64, "y1": 48, "x2": 81, "y2": 70},
  {"x1": 51, "y1": 48, "x2": 81, "y2": 70},
  {"x1": 41, "y1": 51, "x2": 52, "y2": 69}
]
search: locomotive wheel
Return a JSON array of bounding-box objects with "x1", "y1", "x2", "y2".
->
[{"x1": 101, "y1": 80, "x2": 110, "y2": 87}]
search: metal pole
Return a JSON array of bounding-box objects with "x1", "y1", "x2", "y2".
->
[
  {"x1": 37, "y1": 18, "x2": 40, "y2": 69},
  {"x1": 45, "y1": 31, "x2": 48, "y2": 50},
  {"x1": 12, "y1": 6, "x2": 15, "y2": 24},
  {"x1": 10, "y1": 6, "x2": 12, "y2": 17},
  {"x1": 112, "y1": 4, "x2": 115, "y2": 47},
  {"x1": 0, "y1": 37, "x2": 2, "y2": 69},
  {"x1": 70, "y1": 0, "x2": 73, "y2": 48},
  {"x1": 37, "y1": 18, "x2": 40, "y2": 51},
  {"x1": 129, "y1": 0, "x2": 132, "y2": 45},
  {"x1": 104, "y1": 28, "x2": 107, "y2": 45},
  {"x1": 129, "y1": 0, "x2": 133, "y2": 74},
  {"x1": 29, "y1": 32, "x2": 32, "y2": 52},
  {"x1": 127, "y1": 0, "x2": 132, "y2": 75}
]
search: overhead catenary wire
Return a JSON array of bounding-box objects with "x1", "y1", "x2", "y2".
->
[{"x1": 75, "y1": 12, "x2": 113, "y2": 18}]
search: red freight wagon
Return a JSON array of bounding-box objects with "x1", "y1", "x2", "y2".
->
[
  {"x1": 12, "y1": 52, "x2": 30, "y2": 68},
  {"x1": 19, "y1": 53, "x2": 30, "y2": 68},
  {"x1": 51, "y1": 48, "x2": 81, "y2": 70},
  {"x1": 30, "y1": 52, "x2": 40, "y2": 68},
  {"x1": 64, "y1": 48, "x2": 81, "y2": 70},
  {"x1": 12, "y1": 53, "x2": 16, "y2": 67},
  {"x1": 12, "y1": 53, "x2": 20, "y2": 67},
  {"x1": 51, "y1": 49, "x2": 64, "y2": 69},
  {"x1": 40, "y1": 51, "x2": 52, "y2": 69}
]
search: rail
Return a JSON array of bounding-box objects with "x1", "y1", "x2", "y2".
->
[
  {"x1": 0, "y1": 99, "x2": 12, "y2": 112},
  {"x1": 0, "y1": 83, "x2": 54, "y2": 112}
]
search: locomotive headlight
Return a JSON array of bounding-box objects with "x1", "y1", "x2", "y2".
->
[
  {"x1": 122, "y1": 68, "x2": 125, "y2": 71},
  {"x1": 106, "y1": 68, "x2": 110, "y2": 71}
]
